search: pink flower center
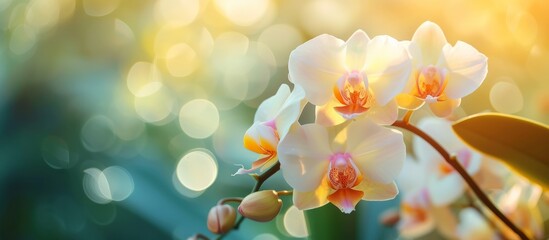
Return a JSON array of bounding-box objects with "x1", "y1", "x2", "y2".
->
[
  {"x1": 415, "y1": 65, "x2": 447, "y2": 100},
  {"x1": 327, "y1": 153, "x2": 361, "y2": 190},
  {"x1": 333, "y1": 71, "x2": 373, "y2": 119}
]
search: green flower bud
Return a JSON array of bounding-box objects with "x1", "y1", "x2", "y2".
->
[
  {"x1": 238, "y1": 190, "x2": 282, "y2": 222},
  {"x1": 207, "y1": 204, "x2": 236, "y2": 234}
]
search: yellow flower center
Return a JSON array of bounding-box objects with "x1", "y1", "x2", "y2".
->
[
  {"x1": 415, "y1": 65, "x2": 447, "y2": 100},
  {"x1": 333, "y1": 71, "x2": 373, "y2": 118}
]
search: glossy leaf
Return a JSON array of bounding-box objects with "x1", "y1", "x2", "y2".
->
[{"x1": 452, "y1": 113, "x2": 549, "y2": 188}]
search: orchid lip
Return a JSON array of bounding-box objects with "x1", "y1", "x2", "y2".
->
[{"x1": 333, "y1": 70, "x2": 373, "y2": 118}]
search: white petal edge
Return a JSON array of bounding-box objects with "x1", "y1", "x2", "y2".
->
[
  {"x1": 278, "y1": 124, "x2": 332, "y2": 191},
  {"x1": 364, "y1": 35, "x2": 412, "y2": 105},
  {"x1": 442, "y1": 41, "x2": 488, "y2": 99},
  {"x1": 409, "y1": 21, "x2": 448, "y2": 65},
  {"x1": 314, "y1": 97, "x2": 347, "y2": 126},
  {"x1": 366, "y1": 99, "x2": 399, "y2": 125},
  {"x1": 254, "y1": 84, "x2": 291, "y2": 122},
  {"x1": 274, "y1": 85, "x2": 307, "y2": 138},
  {"x1": 288, "y1": 34, "x2": 346, "y2": 105},
  {"x1": 355, "y1": 179, "x2": 399, "y2": 201},
  {"x1": 345, "y1": 29, "x2": 370, "y2": 71},
  {"x1": 292, "y1": 180, "x2": 331, "y2": 210},
  {"x1": 345, "y1": 119, "x2": 406, "y2": 183}
]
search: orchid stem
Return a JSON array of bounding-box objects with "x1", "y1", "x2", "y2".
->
[
  {"x1": 391, "y1": 120, "x2": 528, "y2": 240},
  {"x1": 402, "y1": 110, "x2": 414, "y2": 124},
  {"x1": 217, "y1": 162, "x2": 281, "y2": 240},
  {"x1": 276, "y1": 190, "x2": 293, "y2": 196}
]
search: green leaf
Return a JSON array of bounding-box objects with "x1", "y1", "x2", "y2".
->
[{"x1": 452, "y1": 113, "x2": 549, "y2": 188}]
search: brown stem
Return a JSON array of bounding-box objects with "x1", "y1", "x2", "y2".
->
[
  {"x1": 276, "y1": 190, "x2": 293, "y2": 196},
  {"x1": 391, "y1": 120, "x2": 528, "y2": 240},
  {"x1": 217, "y1": 162, "x2": 281, "y2": 240}
]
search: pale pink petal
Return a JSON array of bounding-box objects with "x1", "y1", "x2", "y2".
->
[
  {"x1": 274, "y1": 85, "x2": 307, "y2": 138},
  {"x1": 354, "y1": 179, "x2": 399, "y2": 201},
  {"x1": 278, "y1": 124, "x2": 332, "y2": 191},
  {"x1": 442, "y1": 41, "x2": 488, "y2": 99},
  {"x1": 293, "y1": 179, "x2": 331, "y2": 210},
  {"x1": 364, "y1": 35, "x2": 412, "y2": 105},
  {"x1": 254, "y1": 84, "x2": 291, "y2": 122},
  {"x1": 314, "y1": 97, "x2": 347, "y2": 126},
  {"x1": 366, "y1": 99, "x2": 399, "y2": 125},
  {"x1": 428, "y1": 97, "x2": 461, "y2": 117},
  {"x1": 288, "y1": 34, "x2": 346, "y2": 105},
  {"x1": 345, "y1": 30, "x2": 370, "y2": 71},
  {"x1": 428, "y1": 172, "x2": 464, "y2": 206},
  {"x1": 409, "y1": 21, "x2": 448, "y2": 65},
  {"x1": 345, "y1": 119, "x2": 406, "y2": 183}
]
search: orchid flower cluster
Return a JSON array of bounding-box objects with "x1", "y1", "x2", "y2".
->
[{"x1": 200, "y1": 21, "x2": 547, "y2": 240}]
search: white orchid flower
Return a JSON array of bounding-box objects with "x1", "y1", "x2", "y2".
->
[
  {"x1": 397, "y1": 21, "x2": 488, "y2": 117},
  {"x1": 235, "y1": 84, "x2": 306, "y2": 175},
  {"x1": 278, "y1": 119, "x2": 405, "y2": 213},
  {"x1": 289, "y1": 30, "x2": 411, "y2": 126}
]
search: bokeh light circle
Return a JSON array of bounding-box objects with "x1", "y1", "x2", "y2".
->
[
  {"x1": 81, "y1": 115, "x2": 116, "y2": 152},
  {"x1": 82, "y1": 0, "x2": 119, "y2": 17},
  {"x1": 166, "y1": 43, "x2": 198, "y2": 77},
  {"x1": 283, "y1": 205, "x2": 309, "y2": 238},
  {"x1": 176, "y1": 149, "x2": 218, "y2": 191},
  {"x1": 100, "y1": 166, "x2": 134, "y2": 201},
  {"x1": 214, "y1": 0, "x2": 271, "y2": 26},
  {"x1": 42, "y1": 136, "x2": 71, "y2": 169},
  {"x1": 126, "y1": 61, "x2": 163, "y2": 97},
  {"x1": 179, "y1": 99, "x2": 219, "y2": 139},
  {"x1": 490, "y1": 81, "x2": 524, "y2": 114},
  {"x1": 154, "y1": 0, "x2": 199, "y2": 26}
]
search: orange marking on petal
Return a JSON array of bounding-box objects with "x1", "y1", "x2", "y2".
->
[
  {"x1": 327, "y1": 188, "x2": 364, "y2": 214},
  {"x1": 244, "y1": 134, "x2": 264, "y2": 154},
  {"x1": 438, "y1": 162, "x2": 454, "y2": 176}
]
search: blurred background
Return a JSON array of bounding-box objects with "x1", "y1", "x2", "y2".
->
[{"x1": 0, "y1": 0, "x2": 548, "y2": 239}]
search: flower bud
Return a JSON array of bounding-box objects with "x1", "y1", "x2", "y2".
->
[
  {"x1": 238, "y1": 190, "x2": 282, "y2": 222},
  {"x1": 207, "y1": 204, "x2": 236, "y2": 234}
]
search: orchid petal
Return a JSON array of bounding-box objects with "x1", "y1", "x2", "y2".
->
[
  {"x1": 278, "y1": 124, "x2": 332, "y2": 191},
  {"x1": 293, "y1": 178, "x2": 331, "y2": 210},
  {"x1": 288, "y1": 34, "x2": 346, "y2": 105},
  {"x1": 428, "y1": 97, "x2": 461, "y2": 117},
  {"x1": 396, "y1": 93, "x2": 425, "y2": 110},
  {"x1": 364, "y1": 35, "x2": 412, "y2": 105},
  {"x1": 274, "y1": 85, "x2": 307, "y2": 138},
  {"x1": 409, "y1": 21, "x2": 448, "y2": 65},
  {"x1": 366, "y1": 99, "x2": 399, "y2": 125},
  {"x1": 315, "y1": 97, "x2": 347, "y2": 126},
  {"x1": 254, "y1": 84, "x2": 291, "y2": 123},
  {"x1": 354, "y1": 179, "x2": 399, "y2": 201},
  {"x1": 442, "y1": 41, "x2": 488, "y2": 99},
  {"x1": 345, "y1": 30, "x2": 370, "y2": 71},
  {"x1": 345, "y1": 119, "x2": 406, "y2": 183},
  {"x1": 428, "y1": 172, "x2": 464, "y2": 206},
  {"x1": 327, "y1": 188, "x2": 364, "y2": 214}
]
